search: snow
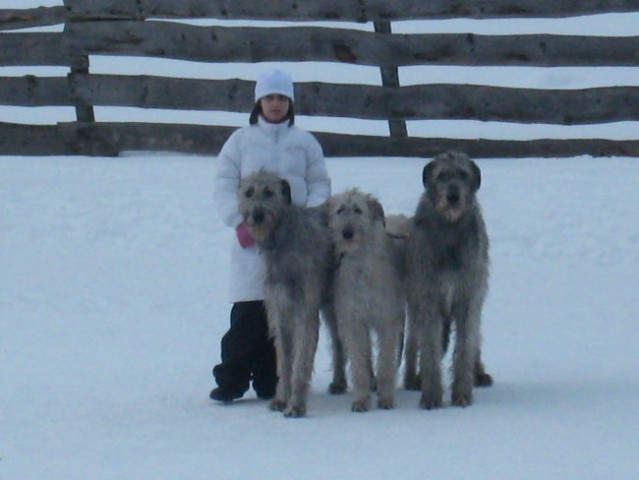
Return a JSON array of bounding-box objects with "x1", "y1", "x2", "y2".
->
[{"x1": 2, "y1": 3, "x2": 639, "y2": 479}]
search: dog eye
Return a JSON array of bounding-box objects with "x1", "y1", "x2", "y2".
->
[
  {"x1": 458, "y1": 171, "x2": 469, "y2": 180},
  {"x1": 336, "y1": 206, "x2": 345, "y2": 215},
  {"x1": 245, "y1": 187, "x2": 254, "y2": 198},
  {"x1": 263, "y1": 189, "x2": 274, "y2": 198},
  {"x1": 437, "y1": 172, "x2": 450, "y2": 182},
  {"x1": 354, "y1": 206, "x2": 363, "y2": 214}
]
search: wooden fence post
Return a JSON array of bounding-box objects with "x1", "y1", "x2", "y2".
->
[
  {"x1": 63, "y1": 0, "x2": 95, "y2": 123},
  {"x1": 63, "y1": 13, "x2": 95, "y2": 123},
  {"x1": 374, "y1": 20, "x2": 407, "y2": 138},
  {"x1": 67, "y1": 52, "x2": 95, "y2": 123}
]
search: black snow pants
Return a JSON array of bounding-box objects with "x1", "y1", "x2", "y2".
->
[{"x1": 212, "y1": 301, "x2": 278, "y2": 398}]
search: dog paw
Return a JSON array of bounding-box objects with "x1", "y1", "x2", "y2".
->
[
  {"x1": 451, "y1": 391, "x2": 473, "y2": 408},
  {"x1": 283, "y1": 405, "x2": 306, "y2": 418},
  {"x1": 474, "y1": 372, "x2": 494, "y2": 387},
  {"x1": 377, "y1": 397, "x2": 395, "y2": 410},
  {"x1": 270, "y1": 399, "x2": 287, "y2": 412},
  {"x1": 351, "y1": 399, "x2": 370, "y2": 412},
  {"x1": 419, "y1": 394, "x2": 443, "y2": 410},
  {"x1": 328, "y1": 380, "x2": 347, "y2": 395}
]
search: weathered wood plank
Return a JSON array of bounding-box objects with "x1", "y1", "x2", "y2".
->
[
  {"x1": 316, "y1": 134, "x2": 639, "y2": 159},
  {"x1": 55, "y1": 122, "x2": 639, "y2": 158},
  {"x1": 0, "y1": 6, "x2": 67, "y2": 31},
  {"x1": 0, "y1": 32, "x2": 69, "y2": 66},
  {"x1": 57, "y1": 122, "x2": 235, "y2": 156},
  {"x1": 64, "y1": 21, "x2": 639, "y2": 67},
  {"x1": 4, "y1": 120, "x2": 638, "y2": 157},
  {"x1": 2, "y1": 1, "x2": 638, "y2": 158},
  {"x1": 0, "y1": 76, "x2": 70, "y2": 106},
  {"x1": 64, "y1": 74, "x2": 639, "y2": 125},
  {"x1": 68, "y1": 75, "x2": 253, "y2": 111},
  {"x1": 63, "y1": 0, "x2": 639, "y2": 21},
  {"x1": 0, "y1": 123, "x2": 72, "y2": 155}
]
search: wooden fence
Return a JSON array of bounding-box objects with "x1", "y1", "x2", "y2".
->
[{"x1": 1, "y1": 0, "x2": 639, "y2": 157}]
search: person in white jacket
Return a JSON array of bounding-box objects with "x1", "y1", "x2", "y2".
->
[{"x1": 210, "y1": 69, "x2": 331, "y2": 402}]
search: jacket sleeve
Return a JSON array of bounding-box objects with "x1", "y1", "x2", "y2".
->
[
  {"x1": 214, "y1": 130, "x2": 244, "y2": 229},
  {"x1": 304, "y1": 134, "x2": 331, "y2": 207}
]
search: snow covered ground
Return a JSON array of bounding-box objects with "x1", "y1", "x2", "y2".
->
[
  {"x1": 2, "y1": 2, "x2": 639, "y2": 479},
  {"x1": 3, "y1": 154, "x2": 639, "y2": 480}
]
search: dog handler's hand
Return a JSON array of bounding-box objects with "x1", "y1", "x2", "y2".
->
[{"x1": 236, "y1": 223, "x2": 255, "y2": 248}]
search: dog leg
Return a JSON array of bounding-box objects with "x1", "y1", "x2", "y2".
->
[
  {"x1": 474, "y1": 354, "x2": 493, "y2": 387},
  {"x1": 344, "y1": 320, "x2": 373, "y2": 412},
  {"x1": 270, "y1": 319, "x2": 292, "y2": 412},
  {"x1": 451, "y1": 304, "x2": 480, "y2": 407},
  {"x1": 376, "y1": 325, "x2": 399, "y2": 410},
  {"x1": 403, "y1": 314, "x2": 421, "y2": 390},
  {"x1": 284, "y1": 311, "x2": 320, "y2": 418},
  {"x1": 419, "y1": 310, "x2": 444, "y2": 409},
  {"x1": 322, "y1": 305, "x2": 348, "y2": 394}
]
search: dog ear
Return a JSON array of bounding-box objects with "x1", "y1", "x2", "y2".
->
[
  {"x1": 280, "y1": 179, "x2": 292, "y2": 205},
  {"x1": 369, "y1": 196, "x2": 386, "y2": 226},
  {"x1": 422, "y1": 161, "x2": 435, "y2": 188},
  {"x1": 471, "y1": 160, "x2": 482, "y2": 191}
]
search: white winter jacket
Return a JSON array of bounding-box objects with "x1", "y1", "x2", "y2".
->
[{"x1": 214, "y1": 116, "x2": 331, "y2": 302}]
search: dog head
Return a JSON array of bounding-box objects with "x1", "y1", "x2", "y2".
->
[
  {"x1": 239, "y1": 169, "x2": 291, "y2": 242},
  {"x1": 422, "y1": 151, "x2": 481, "y2": 222},
  {"x1": 327, "y1": 188, "x2": 386, "y2": 254}
]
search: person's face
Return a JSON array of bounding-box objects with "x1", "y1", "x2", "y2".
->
[{"x1": 260, "y1": 94, "x2": 291, "y2": 123}]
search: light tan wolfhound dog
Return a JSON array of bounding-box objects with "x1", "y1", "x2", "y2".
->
[{"x1": 327, "y1": 189, "x2": 407, "y2": 412}]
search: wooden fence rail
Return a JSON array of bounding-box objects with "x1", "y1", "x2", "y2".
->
[
  {"x1": 6, "y1": 75, "x2": 639, "y2": 125},
  {"x1": 63, "y1": 0, "x2": 639, "y2": 21},
  {"x1": 0, "y1": 6, "x2": 66, "y2": 31},
  {"x1": 1, "y1": 0, "x2": 639, "y2": 158},
  {"x1": 64, "y1": 22, "x2": 639, "y2": 67}
]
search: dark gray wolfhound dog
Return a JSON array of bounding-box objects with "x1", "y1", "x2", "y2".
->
[
  {"x1": 405, "y1": 151, "x2": 492, "y2": 409},
  {"x1": 327, "y1": 189, "x2": 407, "y2": 412},
  {"x1": 239, "y1": 169, "x2": 347, "y2": 418}
]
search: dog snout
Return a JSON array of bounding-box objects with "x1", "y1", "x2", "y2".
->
[
  {"x1": 341, "y1": 226, "x2": 355, "y2": 240},
  {"x1": 252, "y1": 208, "x2": 265, "y2": 224},
  {"x1": 446, "y1": 186, "x2": 460, "y2": 205}
]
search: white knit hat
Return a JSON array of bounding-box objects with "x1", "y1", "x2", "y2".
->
[{"x1": 254, "y1": 69, "x2": 294, "y2": 102}]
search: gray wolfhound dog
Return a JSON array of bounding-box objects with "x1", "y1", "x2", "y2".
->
[
  {"x1": 405, "y1": 151, "x2": 492, "y2": 409},
  {"x1": 327, "y1": 189, "x2": 407, "y2": 412},
  {"x1": 239, "y1": 169, "x2": 347, "y2": 418}
]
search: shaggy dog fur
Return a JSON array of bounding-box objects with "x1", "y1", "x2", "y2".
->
[
  {"x1": 239, "y1": 169, "x2": 347, "y2": 418},
  {"x1": 327, "y1": 189, "x2": 406, "y2": 412},
  {"x1": 405, "y1": 152, "x2": 492, "y2": 409}
]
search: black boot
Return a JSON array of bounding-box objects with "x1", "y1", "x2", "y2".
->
[{"x1": 209, "y1": 387, "x2": 244, "y2": 403}]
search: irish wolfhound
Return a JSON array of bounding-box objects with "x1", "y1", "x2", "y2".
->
[
  {"x1": 327, "y1": 189, "x2": 406, "y2": 412},
  {"x1": 239, "y1": 169, "x2": 347, "y2": 418},
  {"x1": 405, "y1": 151, "x2": 492, "y2": 409}
]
